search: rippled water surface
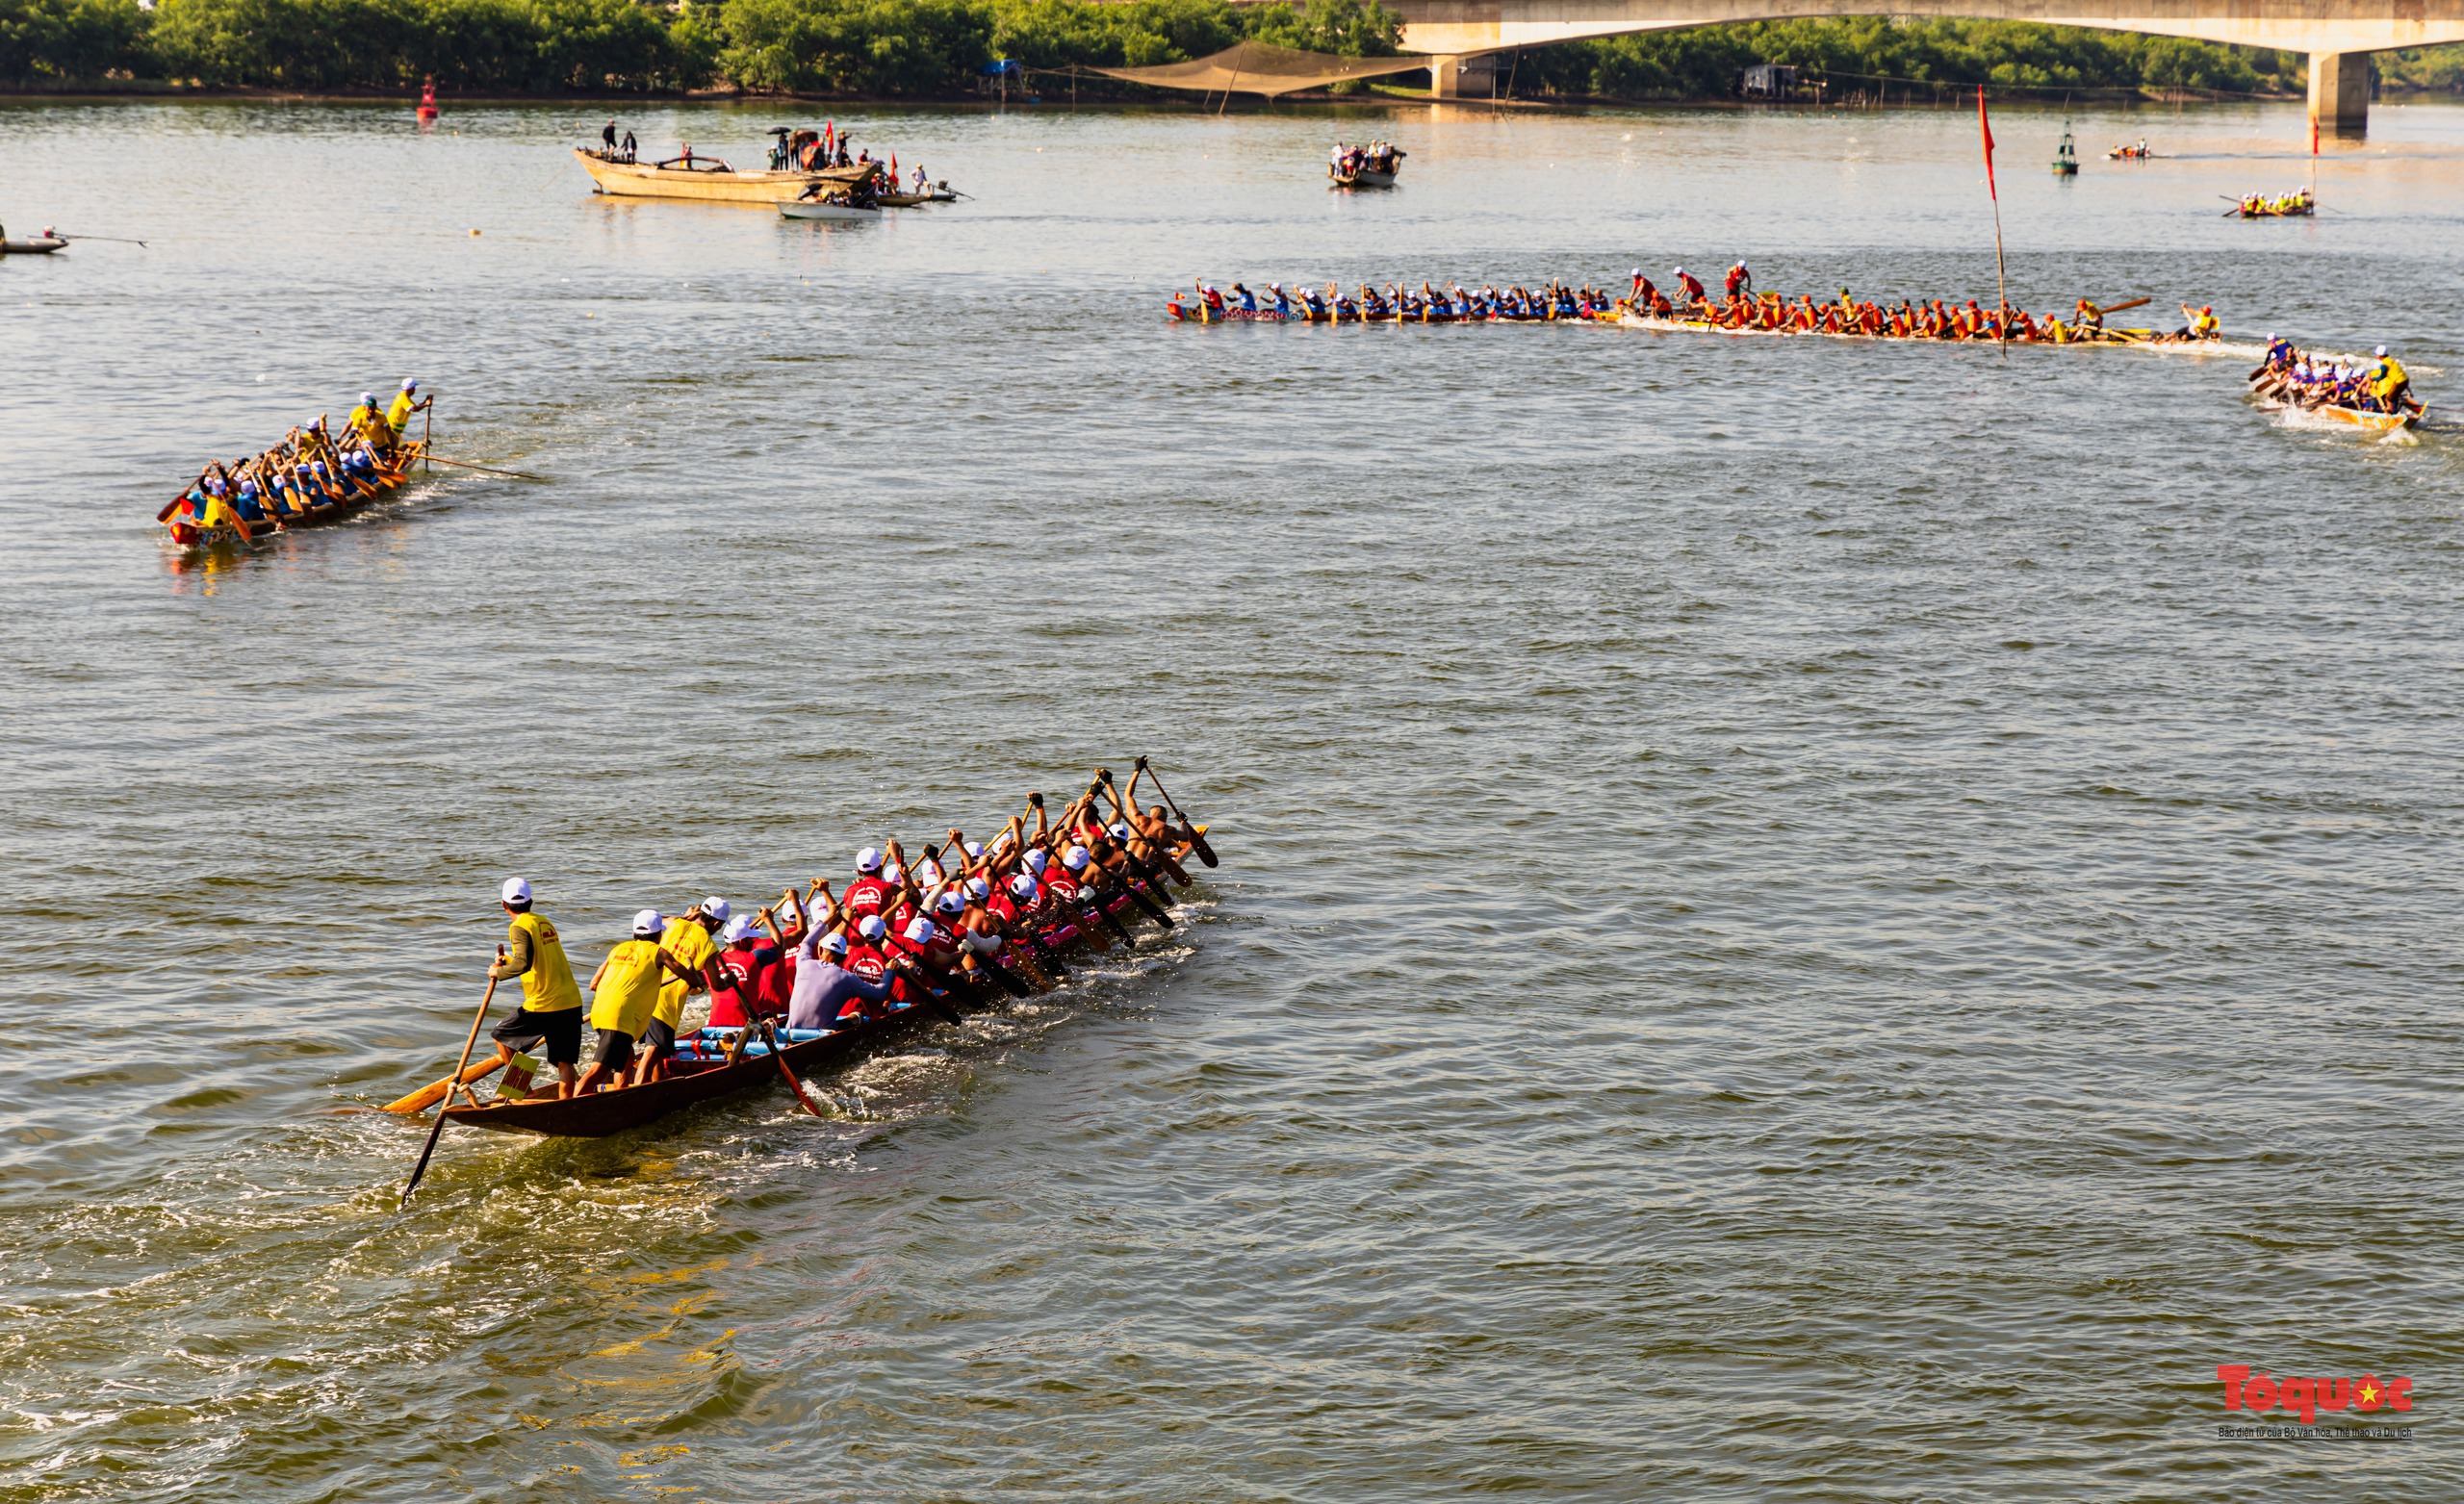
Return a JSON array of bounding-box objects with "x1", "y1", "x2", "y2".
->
[{"x1": 4, "y1": 93, "x2": 2463, "y2": 1499}]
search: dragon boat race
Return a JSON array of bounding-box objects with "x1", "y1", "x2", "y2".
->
[{"x1": 4, "y1": 88, "x2": 2462, "y2": 1497}]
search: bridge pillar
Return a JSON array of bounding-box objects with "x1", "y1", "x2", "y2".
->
[
  {"x1": 2308, "y1": 52, "x2": 2371, "y2": 138},
  {"x1": 1429, "y1": 54, "x2": 1461, "y2": 98}
]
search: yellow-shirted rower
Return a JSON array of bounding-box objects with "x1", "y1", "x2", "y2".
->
[
  {"x1": 457, "y1": 878, "x2": 587, "y2": 1101},
  {"x1": 575, "y1": 909, "x2": 699, "y2": 1096},
  {"x1": 637, "y1": 899, "x2": 730, "y2": 1084},
  {"x1": 386, "y1": 379, "x2": 430, "y2": 445}
]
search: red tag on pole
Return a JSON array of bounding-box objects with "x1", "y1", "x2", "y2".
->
[{"x1": 1977, "y1": 86, "x2": 1997, "y2": 200}]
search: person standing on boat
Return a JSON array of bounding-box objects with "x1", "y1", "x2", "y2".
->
[
  {"x1": 635, "y1": 900, "x2": 731, "y2": 1084},
  {"x1": 461, "y1": 878, "x2": 586, "y2": 1101},
  {"x1": 386, "y1": 379, "x2": 430, "y2": 444},
  {"x1": 622, "y1": 129, "x2": 636, "y2": 162},
  {"x1": 602, "y1": 119, "x2": 617, "y2": 155},
  {"x1": 576, "y1": 910, "x2": 699, "y2": 1095},
  {"x1": 2370, "y1": 347, "x2": 2413, "y2": 412}
]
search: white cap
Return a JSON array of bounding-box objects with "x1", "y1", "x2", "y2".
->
[
  {"x1": 1064, "y1": 846, "x2": 1091, "y2": 871},
  {"x1": 884, "y1": 863, "x2": 904, "y2": 883},
  {"x1": 936, "y1": 890, "x2": 966, "y2": 914},
  {"x1": 2374, "y1": 345, "x2": 2389, "y2": 357},
  {"x1": 904, "y1": 917, "x2": 937, "y2": 944},
  {"x1": 501, "y1": 878, "x2": 531, "y2": 905},
  {"x1": 1110, "y1": 822, "x2": 1133, "y2": 841},
  {"x1": 856, "y1": 847, "x2": 884, "y2": 873},
  {"x1": 632, "y1": 908, "x2": 665, "y2": 937},
  {"x1": 1009, "y1": 874, "x2": 1038, "y2": 899},
  {"x1": 720, "y1": 915, "x2": 757, "y2": 944},
  {"x1": 698, "y1": 897, "x2": 731, "y2": 924},
  {"x1": 1024, "y1": 849, "x2": 1049, "y2": 875},
  {"x1": 962, "y1": 841, "x2": 984, "y2": 858},
  {"x1": 858, "y1": 915, "x2": 888, "y2": 941},
  {"x1": 915, "y1": 860, "x2": 943, "y2": 886},
  {"x1": 821, "y1": 931, "x2": 850, "y2": 956},
  {"x1": 964, "y1": 877, "x2": 989, "y2": 901}
]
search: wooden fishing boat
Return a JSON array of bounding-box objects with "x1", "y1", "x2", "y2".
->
[
  {"x1": 163, "y1": 440, "x2": 428, "y2": 550},
  {"x1": 575, "y1": 148, "x2": 873, "y2": 205},
  {"x1": 1, "y1": 236, "x2": 67, "y2": 254},
  {"x1": 430, "y1": 831, "x2": 1210, "y2": 1140}
]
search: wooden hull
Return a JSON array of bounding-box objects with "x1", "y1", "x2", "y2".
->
[
  {"x1": 780, "y1": 201, "x2": 881, "y2": 221},
  {"x1": 165, "y1": 442, "x2": 426, "y2": 550},
  {"x1": 1330, "y1": 168, "x2": 1398, "y2": 189},
  {"x1": 2316, "y1": 404, "x2": 2421, "y2": 431},
  {"x1": 576, "y1": 148, "x2": 867, "y2": 204},
  {"x1": 1, "y1": 238, "x2": 67, "y2": 254},
  {"x1": 441, "y1": 1004, "x2": 942, "y2": 1136}
]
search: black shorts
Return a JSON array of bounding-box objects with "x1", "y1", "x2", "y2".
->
[
  {"x1": 641, "y1": 1018, "x2": 677, "y2": 1060},
  {"x1": 493, "y1": 1007, "x2": 583, "y2": 1065},
  {"x1": 593, "y1": 1029, "x2": 636, "y2": 1071}
]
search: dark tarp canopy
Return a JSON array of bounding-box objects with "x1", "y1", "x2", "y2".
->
[{"x1": 1092, "y1": 40, "x2": 1435, "y2": 99}]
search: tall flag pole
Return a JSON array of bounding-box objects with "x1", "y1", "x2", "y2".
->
[
  {"x1": 1978, "y1": 86, "x2": 2009, "y2": 350},
  {"x1": 2310, "y1": 112, "x2": 2319, "y2": 197}
]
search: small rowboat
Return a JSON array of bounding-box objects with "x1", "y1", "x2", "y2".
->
[
  {"x1": 781, "y1": 200, "x2": 881, "y2": 222},
  {"x1": 164, "y1": 441, "x2": 428, "y2": 549},
  {"x1": 436, "y1": 843, "x2": 1208, "y2": 1139},
  {"x1": 1, "y1": 237, "x2": 67, "y2": 255}
]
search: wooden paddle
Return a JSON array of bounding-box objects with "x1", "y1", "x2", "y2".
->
[
  {"x1": 1065, "y1": 783, "x2": 1172, "y2": 930},
  {"x1": 1029, "y1": 792, "x2": 1135, "y2": 946},
  {"x1": 423, "y1": 455, "x2": 544, "y2": 480},
  {"x1": 1133, "y1": 756, "x2": 1218, "y2": 866},
  {"x1": 398, "y1": 967, "x2": 499, "y2": 1207},
  {"x1": 2095, "y1": 297, "x2": 2150, "y2": 316},
  {"x1": 760, "y1": 1020, "x2": 830, "y2": 1118}
]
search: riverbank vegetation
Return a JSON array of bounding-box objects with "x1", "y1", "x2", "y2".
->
[{"x1": 3, "y1": 0, "x2": 2459, "y2": 101}]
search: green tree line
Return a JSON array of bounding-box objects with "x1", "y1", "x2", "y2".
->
[{"x1": 4, "y1": 0, "x2": 2459, "y2": 98}]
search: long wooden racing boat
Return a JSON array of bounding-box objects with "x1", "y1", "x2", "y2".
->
[
  {"x1": 434, "y1": 831, "x2": 1210, "y2": 1139},
  {"x1": 163, "y1": 440, "x2": 428, "y2": 550},
  {"x1": 576, "y1": 148, "x2": 873, "y2": 204}
]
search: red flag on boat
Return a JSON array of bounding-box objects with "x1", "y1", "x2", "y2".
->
[
  {"x1": 1977, "y1": 85, "x2": 1996, "y2": 200},
  {"x1": 2310, "y1": 115, "x2": 2320, "y2": 156},
  {"x1": 889, "y1": 152, "x2": 898, "y2": 179}
]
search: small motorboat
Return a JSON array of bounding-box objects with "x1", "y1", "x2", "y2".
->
[
  {"x1": 1, "y1": 236, "x2": 67, "y2": 254},
  {"x1": 781, "y1": 198, "x2": 881, "y2": 221}
]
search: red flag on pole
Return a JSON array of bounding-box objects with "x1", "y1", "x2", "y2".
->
[
  {"x1": 2311, "y1": 115, "x2": 2320, "y2": 156},
  {"x1": 1977, "y1": 85, "x2": 1997, "y2": 200}
]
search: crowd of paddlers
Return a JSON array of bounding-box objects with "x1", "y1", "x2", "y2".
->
[
  {"x1": 162, "y1": 380, "x2": 428, "y2": 540},
  {"x1": 1169, "y1": 262, "x2": 2227, "y2": 344},
  {"x1": 2232, "y1": 188, "x2": 2316, "y2": 217},
  {"x1": 2249, "y1": 338, "x2": 2418, "y2": 416},
  {"x1": 402, "y1": 766, "x2": 1209, "y2": 1108}
]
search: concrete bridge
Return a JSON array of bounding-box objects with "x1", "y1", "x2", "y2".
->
[{"x1": 1395, "y1": 0, "x2": 2464, "y2": 132}]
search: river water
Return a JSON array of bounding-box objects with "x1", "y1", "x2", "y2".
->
[{"x1": 3, "y1": 92, "x2": 2461, "y2": 1499}]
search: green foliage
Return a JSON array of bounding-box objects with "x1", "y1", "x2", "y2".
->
[
  {"x1": 719, "y1": 0, "x2": 988, "y2": 93},
  {"x1": 0, "y1": 1, "x2": 2425, "y2": 99},
  {"x1": 0, "y1": 0, "x2": 150, "y2": 80},
  {"x1": 1514, "y1": 18, "x2": 2303, "y2": 100},
  {"x1": 2379, "y1": 43, "x2": 2464, "y2": 92}
]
